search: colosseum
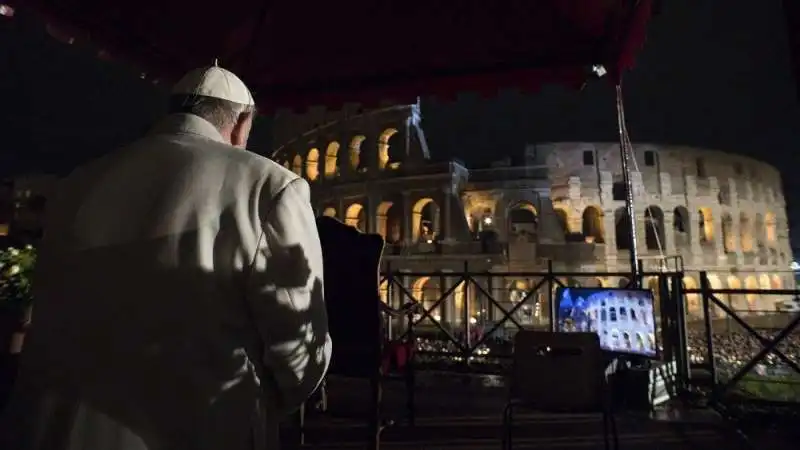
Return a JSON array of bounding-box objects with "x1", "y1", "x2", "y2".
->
[{"x1": 270, "y1": 102, "x2": 794, "y2": 329}]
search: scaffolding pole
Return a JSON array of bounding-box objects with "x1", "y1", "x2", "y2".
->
[{"x1": 616, "y1": 84, "x2": 639, "y2": 282}]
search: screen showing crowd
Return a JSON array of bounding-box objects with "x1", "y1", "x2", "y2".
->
[{"x1": 554, "y1": 287, "x2": 658, "y2": 358}]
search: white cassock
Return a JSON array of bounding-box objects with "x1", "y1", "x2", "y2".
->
[{"x1": 0, "y1": 114, "x2": 332, "y2": 450}]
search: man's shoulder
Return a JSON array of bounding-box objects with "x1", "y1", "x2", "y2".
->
[{"x1": 223, "y1": 148, "x2": 303, "y2": 198}]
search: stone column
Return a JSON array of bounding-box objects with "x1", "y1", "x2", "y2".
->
[
  {"x1": 402, "y1": 192, "x2": 413, "y2": 244},
  {"x1": 441, "y1": 187, "x2": 453, "y2": 241},
  {"x1": 366, "y1": 193, "x2": 378, "y2": 234}
]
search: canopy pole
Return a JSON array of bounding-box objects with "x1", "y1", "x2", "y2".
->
[{"x1": 615, "y1": 84, "x2": 639, "y2": 283}]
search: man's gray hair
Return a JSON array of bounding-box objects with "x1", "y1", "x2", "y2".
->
[{"x1": 168, "y1": 94, "x2": 256, "y2": 131}]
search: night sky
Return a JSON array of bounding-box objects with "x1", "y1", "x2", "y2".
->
[{"x1": 1, "y1": 1, "x2": 798, "y2": 247}]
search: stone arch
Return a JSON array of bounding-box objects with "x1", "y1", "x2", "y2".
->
[
  {"x1": 644, "y1": 206, "x2": 665, "y2": 251},
  {"x1": 322, "y1": 207, "x2": 337, "y2": 218},
  {"x1": 507, "y1": 279, "x2": 538, "y2": 325},
  {"x1": 376, "y1": 200, "x2": 403, "y2": 243},
  {"x1": 553, "y1": 206, "x2": 569, "y2": 236},
  {"x1": 759, "y1": 274, "x2": 771, "y2": 291},
  {"x1": 698, "y1": 207, "x2": 714, "y2": 243},
  {"x1": 507, "y1": 201, "x2": 538, "y2": 242},
  {"x1": 614, "y1": 207, "x2": 632, "y2": 250},
  {"x1": 744, "y1": 276, "x2": 759, "y2": 312},
  {"x1": 379, "y1": 279, "x2": 389, "y2": 304},
  {"x1": 765, "y1": 212, "x2": 777, "y2": 243},
  {"x1": 292, "y1": 154, "x2": 303, "y2": 176},
  {"x1": 739, "y1": 212, "x2": 754, "y2": 252},
  {"x1": 324, "y1": 142, "x2": 340, "y2": 178},
  {"x1": 726, "y1": 276, "x2": 745, "y2": 311},
  {"x1": 721, "y1": 214, "x2": 735, "y2": 253},
  {"x1": 673, "y1": 206, "x2": 690, "y2": 248},
  {"x1": 377, "y1": 128, "x2": 399, "y2": 170},
  {"x1": 349, "y1": 135, "x2": 365, "y2": 171},
  {"x1": 344, "y1": 203, "x2": 366, "y2": 232},
  {"x1": 706, "y1": 274, "x2": 725, "y2": 318},
  {"x1": 581, "y1": 205, "x2": 605, "y2": 243},
  {"x1": 412, "y1": 277, "x2": 442, "y2": 321},
  {"x1": 305, "y1": 148, "x2": 320, "y2": 181},
  {"x1": 683, "y1": 276, "x2": 701, "y2": 317},
  {"x1": 411, "y1": 197, "x2": 440, "y2": 242},
  {"x1": 771, "y1": 275, "x2": 782, "y2": 290}
]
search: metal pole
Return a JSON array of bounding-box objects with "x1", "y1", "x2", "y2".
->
[{"x1": 616, "y1": 84, "x2": 639, "y2": 279}]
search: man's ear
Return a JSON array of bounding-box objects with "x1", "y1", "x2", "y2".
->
[{"x1": 230, "y1": 112, "x2": 254, "y2": 148}]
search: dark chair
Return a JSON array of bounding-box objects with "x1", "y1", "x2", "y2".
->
[
  {"x1": 298, "y1": 217, "x2": 416, "y2": 450},
  {"x1": 502, "y1": 330, "x2": 618, "y2": 450}
]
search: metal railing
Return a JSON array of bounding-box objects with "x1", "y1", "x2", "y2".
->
[
  {"x1": 379, "y1": 262, "x2": 687, "y2": 374},
  {"x1": 685, "y1": 272, "x2": 800, "y2": 407}
]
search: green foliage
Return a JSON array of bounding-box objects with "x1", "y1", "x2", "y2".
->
[{"x1": 0, "y1": 245, "x2": 37, "y2": 313}]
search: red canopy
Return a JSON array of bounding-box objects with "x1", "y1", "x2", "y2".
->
[{"x1": 8, "y1": 0, "x2": 653, "y2": 111}]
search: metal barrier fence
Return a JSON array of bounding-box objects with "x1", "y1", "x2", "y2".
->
[
  {"x1": 685, "y1": 272, "x2": 800, "y2": 405},
  {"x1": 379, "y1": 263, "x2": 688, "y2": 379}
]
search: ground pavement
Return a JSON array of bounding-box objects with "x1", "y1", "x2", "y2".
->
[{"x1": 282, "y1": 373, "x2": 793, "y2": 450}]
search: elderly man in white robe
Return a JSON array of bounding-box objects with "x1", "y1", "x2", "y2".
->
[{"x1": 0, "y1": 65, "x2": 331, "y2": 450}]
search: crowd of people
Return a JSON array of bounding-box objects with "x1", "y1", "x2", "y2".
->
[{"x1": 686, "y1": 330, "x2": 800, "y2": 377}]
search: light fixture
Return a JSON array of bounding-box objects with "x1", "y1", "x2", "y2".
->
[
  {"x1": 482, "y1": 216, "x2": 493, "y2": 226},
  {"x1": 592, "y1": 64, "x2": 607, "y2": 77}
]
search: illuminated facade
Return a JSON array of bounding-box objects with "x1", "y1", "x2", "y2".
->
[{"x1": 271, "y1": 104, "x2": 794, "y2": 327}]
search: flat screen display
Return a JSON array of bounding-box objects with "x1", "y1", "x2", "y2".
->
[{"x1": 554, "y1": 287, "x2": 658, "y2": 358}]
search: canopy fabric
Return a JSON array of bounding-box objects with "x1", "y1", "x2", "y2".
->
[{"x1": 11, "y1": 0, "x2": 654, "y2": 111}]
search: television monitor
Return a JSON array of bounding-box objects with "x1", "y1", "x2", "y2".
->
[{"x1": 554, "y1": 287, "x2": 658, "y2": 359}]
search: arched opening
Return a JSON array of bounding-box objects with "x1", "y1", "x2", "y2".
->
[
  {"x1": 721, "y1": 214, "x2": 735, "y2": 253},
  {"x1": 376, "y1": 201, "x2": 403, "y2": 243},
  {"x1": 508, "y1": 202, "x2": 538, "y2": 242},
  {"x1": 411, "y1": 198, "x2": 440, "y2": 242},
  {"x1": 379, "y1": 279, "x2": 389, "y2": 304},
  {"x1": 349, "y1": 135, "x2": 365, "y2": 171},
  {"x1": 305, "y1": 148, "x2": 320, "y2": 181},
  {"x1": 765, "y1": 212, "x2": 777, "y2": 243},
  {"x1": 673, "y1": 206, "x2": 690, "y2": 249},
  {"x1": 683, "y1": 276, "x2": 700, "y2": 318},
  {"x1": 322, "y1": 207, "x2": 337, "y2": 218},
  {"x1": 739, "y1": 212, "x2": 753, "y2": 252},
  {"x1": 706, "y1": 275, "x2": 725, "y2": 318},
  {"x1": 744, "y1": 276, "x2": 759, "y2": 312},
  {"x1": 553, "y1": 207, "x2": 569, "y2": 237},
  {"x1": 292, "y1": 154, "x2": 303, "y2": 176},
  {"x1": 324, "y1": 142, "x2": 340, "y2": 178},
  {"x1": 507, "y1": 280, "x2": 538, "y2": 325},
  {"x1": 698, "y1": 207, "x2": 714, "y2": 244},
  {"x1": 344, "y1": 203, "x2": 367, "y2": 232},
  {"x1": 614, "y1": 207, "x2": 632, "y2": 250},
  {"x1": 770, "y1": 248, "x2": 779, "y2": 264},
  {"x1": 727, "y1": 276, "x2": 745, "y2": 312},
  {"x1": 412, "y1": 277, "x2": 442, "y2": 323},
  {"x1": 377, "y1": 128, "x2": 399, "y2": 170},
  {"x1": 644, "y1": 206, "x2": 665, "y2": 251},
  {"x1": 581, "y1": 206, "x2": 605, "y2": 243},
  {"x1": 771, "y1": 275, "x2": 782, "y2": 290}
]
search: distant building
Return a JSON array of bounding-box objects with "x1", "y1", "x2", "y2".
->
[{"x1": 270, "y1": 103, "x2": 795, "y2": 325}]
